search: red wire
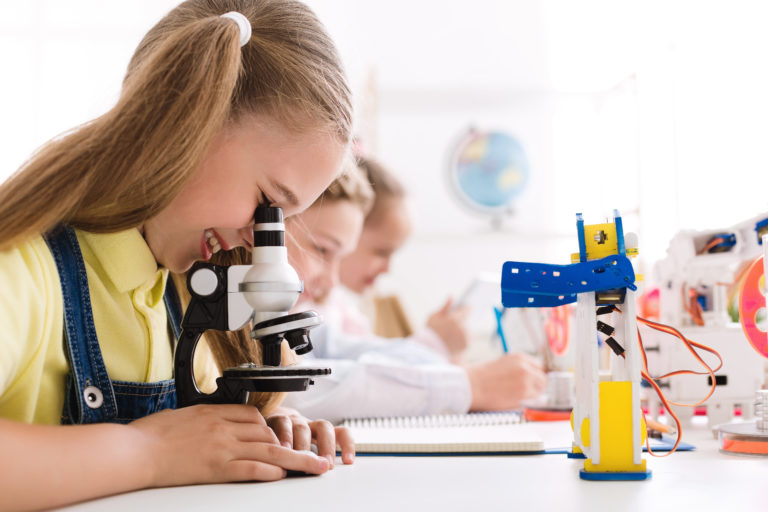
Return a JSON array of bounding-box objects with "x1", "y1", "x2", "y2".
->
[
  {"x1": 698, "y1": 236, "x2": 724, "y2": 255},
  {"x1": 641, "y1": 369, "x2": 683, "y2": 457},
  {"x1": 681, "y1": 284, "x2": 705, "y2": 326},
  {"x1": 617, "y1": 339, "x2": 682, "y2": 456},
  {"x1": 612, "y1": 307, "x2": 722, "y2": 456}
]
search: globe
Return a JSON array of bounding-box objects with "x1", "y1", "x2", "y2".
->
[{"x1": 447, "y1": 129, "x2": 529, "y2": 216}]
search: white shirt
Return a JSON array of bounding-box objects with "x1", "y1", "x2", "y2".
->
[{"x1": 282, "y1": 290, "x2": 472, "y2": 423}]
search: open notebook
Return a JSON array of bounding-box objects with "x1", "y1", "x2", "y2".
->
[
  {"x1": 341, "y1": 413, "x2": 694, "y2": 456},
  {"x1": 342, "y1": 412, "x2": 545, "y2": 455}
]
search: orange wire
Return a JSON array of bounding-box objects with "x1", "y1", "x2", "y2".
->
[
  {"x1": 698, "y1": 236, "x2": 724, "y2": 255},
  {"x1": 635, "y1": 315, "x2": 723, "y2": 389},
  {"x1": 616, "y1": 337, "x2": 683, "y2": 456},
  {"x1": 641, "y1": 369, "x2": 683, "y2": 456},
  {"x1": 681, "y1": 283, "x2": 705, "y2": 326},
  {"x1": 612, "y1": 307, "x2": 723, "y2": 456},
  {"x1": 637, "y1": 328, "x2": 648, "y2": 370},
  {"x1": 633, "y1": 329, "x2": 682, "y2": 455},
  {"x1": 635, "y1": 314, "x2": 719, "y2": 407}
]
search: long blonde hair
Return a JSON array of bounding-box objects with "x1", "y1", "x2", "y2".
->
[
  {"x1": 0, "y1": 0, "x2": 352, "y2": 414},
  {"x1": 355, "y1": 155, "x2": 406, "y2": 226},
  {"x1": 320, "y1": 160, "x2": 375, "y2": 214},
  {"x1": 288, "y1": 159, "x2": 375, "y2": 246}
]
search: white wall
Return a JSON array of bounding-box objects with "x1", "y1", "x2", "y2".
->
[{"x1": 1, "y1": 0, "x2": 767, "y2": 328}]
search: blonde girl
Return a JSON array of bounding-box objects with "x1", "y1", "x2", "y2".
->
[
  {"x1": 286, "y1": 160, "x2": 376, "y2": 307},
  {"x1": 0, "y1": 1, "x2": 355, "y2": 509}
]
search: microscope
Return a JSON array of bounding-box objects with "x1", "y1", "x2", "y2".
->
[{"x1": 174, "y1": 205, "x2": 330, "y2": 407}]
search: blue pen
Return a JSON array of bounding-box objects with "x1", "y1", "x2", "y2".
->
[{"x1": 493, "y1": 306, "x2": 509, "y2": 353}]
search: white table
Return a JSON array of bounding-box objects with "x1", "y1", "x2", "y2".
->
[{"x1": 58, "y1": 419, "x2": 768, "y2": 512}]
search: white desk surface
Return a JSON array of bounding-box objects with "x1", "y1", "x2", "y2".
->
[{"x1": 59, "y1": 419, "x2": 768, "y2": 512}]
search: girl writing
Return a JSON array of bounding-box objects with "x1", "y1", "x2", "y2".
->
[{"x1": 283, "y1": 156, "x2": 547, "y2": 423}]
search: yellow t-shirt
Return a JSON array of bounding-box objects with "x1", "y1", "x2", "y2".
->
[{"x1": 0, "y1": 228, "x2": 216, "y2": 424}]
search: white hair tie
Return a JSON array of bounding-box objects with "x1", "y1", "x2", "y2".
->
[{"x1": 220, "y1": 11, "x2": 252, "y2": 47}]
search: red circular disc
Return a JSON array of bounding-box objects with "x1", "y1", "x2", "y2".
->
[{"x1": 739, "y1": 256, "x2": 768, "y2": 358}]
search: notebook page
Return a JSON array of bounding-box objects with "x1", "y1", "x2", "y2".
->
[
  {"x1": 343, "y1": 412, "x2": 544, "y2": 454},
  {"x1": 343, "y1": 411, "x2": 523, "y2": 429}
]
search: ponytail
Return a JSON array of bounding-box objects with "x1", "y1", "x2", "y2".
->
[{"x1": 0, "y1": 15, "x2": 244, "y2": 248}]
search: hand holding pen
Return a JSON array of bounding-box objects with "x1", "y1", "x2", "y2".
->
[{"x1": 465, "y1": 353, "x2": 547, "y2": 411}]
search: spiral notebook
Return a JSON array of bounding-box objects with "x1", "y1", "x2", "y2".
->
[{"x1": 342, "y1": 412, "x2": 545, "y2": 455}]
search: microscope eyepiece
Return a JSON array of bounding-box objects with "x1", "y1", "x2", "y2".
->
[
  {"x1": 253, "y1": 206, "x2": 285, "y2": 247},
  {"x1": 254, "y1": 205, "x2": 283, "y2": 224}
]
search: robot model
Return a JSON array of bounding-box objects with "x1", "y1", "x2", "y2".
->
[
  {"x1": 501, "y1": 210, "x2": 719, "y2": 480},
  {"x1": 648, "y1": 213, "x2": 768, "y2": 426},
  {"x1": 174, "y1": 206, "x2": 329, "y2": 407}
]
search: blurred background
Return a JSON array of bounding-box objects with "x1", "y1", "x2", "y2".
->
[{"x1": 1, "y1": 0, "x2": 767, "y2": 327}]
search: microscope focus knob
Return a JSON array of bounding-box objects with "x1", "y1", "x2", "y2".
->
[
  {"x1": 260, "y1": 334, "x2": 284, "y2": 367},
  {"x1": 285, "y1": 329, "x2": 313, "y2": 355},
  {"x1": 189, "y1": 267, "x2": 220, "y2": 297}
]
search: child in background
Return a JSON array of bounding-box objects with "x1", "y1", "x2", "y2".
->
[
  {"x1": 283, "y1": 156, "x2": 546, "y2": 423},
  {"x1": 339, "y1": 156, "x2": 469, "y2": 359},
  {"x1": 0, "y1": 1, "x2": 355, "y2": 509}
]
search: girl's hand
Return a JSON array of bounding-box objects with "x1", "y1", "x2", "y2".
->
[
  {"x1": 466, "y1": 353, "x2": 547, "y2": 411},
  {"x1": 129, "y1": 404, "x2": 331, "y2": 487},
  {"x1": 427, "y1": 298, "x2": 470, "y2": 356},
  {"x1": 266, "y1": 406, "x2": 355, "y2": 467}
]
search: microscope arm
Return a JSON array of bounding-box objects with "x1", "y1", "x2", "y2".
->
[{"x1": 174, "y1": 327, "x2": 244, "y2": 405}]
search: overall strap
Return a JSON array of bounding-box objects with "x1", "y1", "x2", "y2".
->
[
  {"x1": 44, "y1": 226, "x2": 118, "y2": 423},
  {"x1": 163, "y1": 275, "x2": 183, "y2": 342}
]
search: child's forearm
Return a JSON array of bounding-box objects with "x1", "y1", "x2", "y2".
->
[{"x1": 0, "y1": 418, "x2": 151, "y2": 511}]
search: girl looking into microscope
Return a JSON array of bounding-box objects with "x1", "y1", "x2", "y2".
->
[
  {"x1": 283, "y1": 156, "x2": 547, "y2": 423},
  {"x1": 0, "y1": 1, "x2": 355, "y2": 509}
]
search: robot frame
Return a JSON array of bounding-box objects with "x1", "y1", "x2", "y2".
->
[
  {"x1": 648, "y1": 213, "x2": 768, "y2": 426},
  {"x1": 500, "y1": 209, "x2": 719, "y2": 480}
]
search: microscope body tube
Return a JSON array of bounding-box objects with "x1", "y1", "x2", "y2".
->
[{"x1": 244, "y1": 245, "x2": 302, "y2": 325}]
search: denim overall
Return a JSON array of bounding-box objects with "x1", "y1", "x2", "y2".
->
[{"x1": 44, "y1": 226, "x2": 182, "y2": 424}]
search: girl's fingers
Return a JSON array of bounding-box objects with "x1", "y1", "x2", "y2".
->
[
  {"x1": 223, "y1": 460, "x2": 287, "y2": 482},
  {"x1": 452, "y1": 305, "x2": 470, "y2": 320},
  {"x1": 309, "y1": 420, "x2": 336, "y2": 465},
  {"x1": 521, "y1": 354, "x2": 544, "y2": 371},
  {"x1": 266, "y1": 415, "x2": 294, "y2": 448},
  {"x1": 334, "y1": 425, "x2": 356, "y2": 465},
  {"x1": 236, "y1": 443, "x2": 330, "y2": 475},
  {"x1": 292, "y1": 418, "x2": 312, "y2": 452},
  {"x1": 234, "y1": 423, "x2": 280, "y2": 445}
]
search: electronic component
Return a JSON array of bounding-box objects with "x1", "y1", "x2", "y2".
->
[
  {"x1": 716, "y1": 233, "x2": 768, "y2": 455},
  {"x1": 650, "y1": 212, "x2": 768, "y2": 426}
]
